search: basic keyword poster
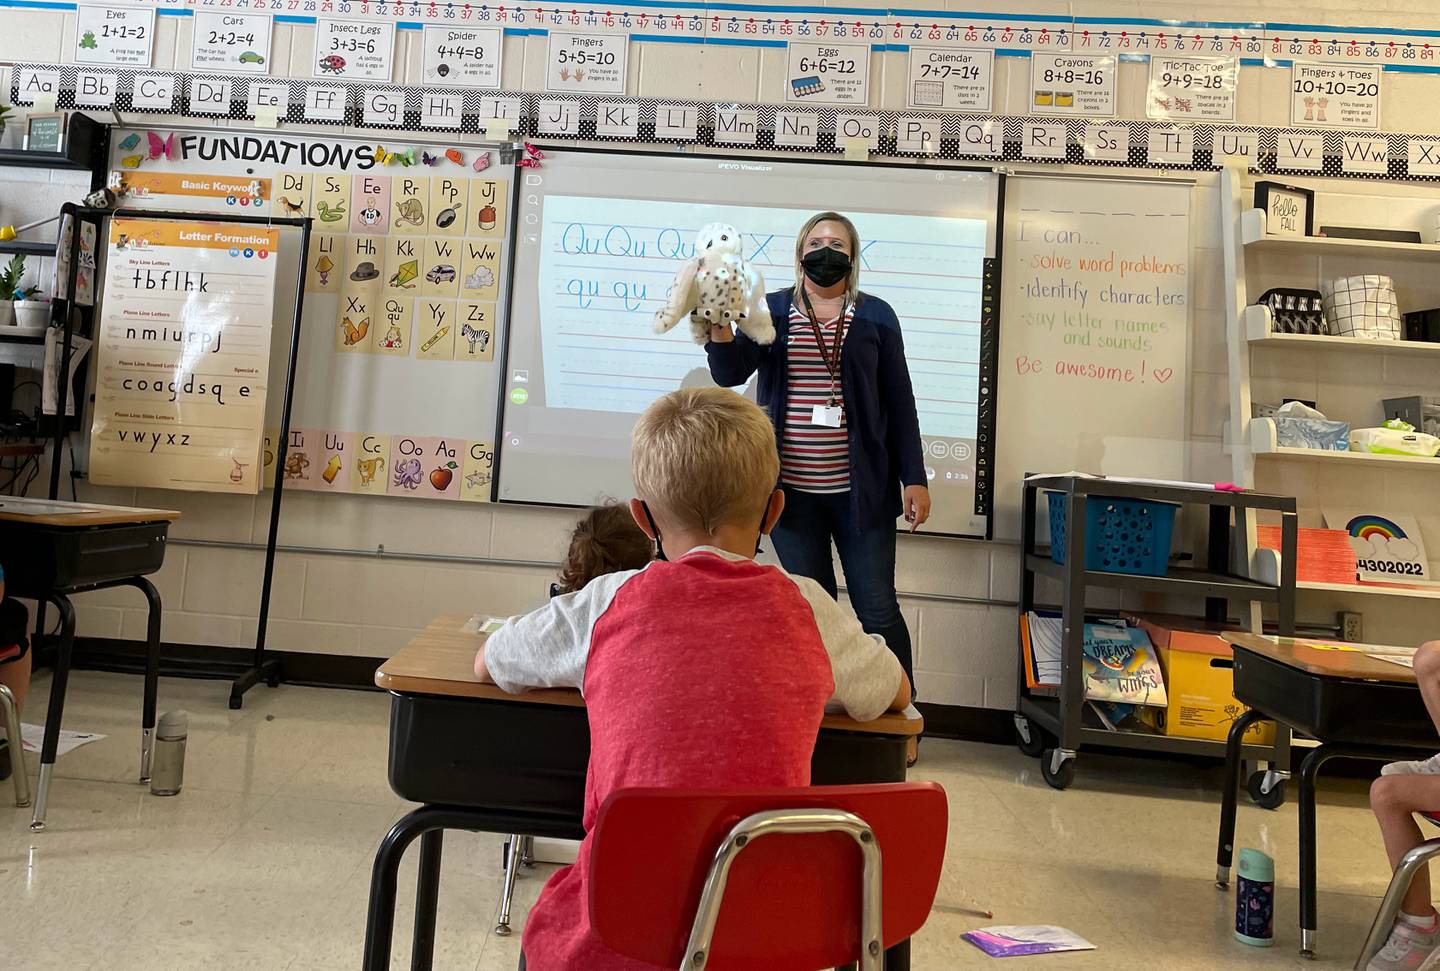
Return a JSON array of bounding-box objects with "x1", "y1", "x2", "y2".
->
[{"x1": 89, "y1": 217, "x2": 279, "y2": 492}]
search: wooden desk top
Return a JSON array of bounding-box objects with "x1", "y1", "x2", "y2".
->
[
  {"x1": 376, "y1": 613, "x2": 924, "y2": 738},
  {"x1": 0, "y1": 496, "x2": 180, "y2": 527},
  {"x1": 1224, "y1": 632, "x2": 1418, "y2": 685}
]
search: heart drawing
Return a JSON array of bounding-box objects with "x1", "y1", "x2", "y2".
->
[{"x1": 1153, "y1": 367, "x2": 1174, "y2": 384}]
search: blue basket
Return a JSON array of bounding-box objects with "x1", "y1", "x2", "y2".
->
[{"x1": 1045, "y1": 492, "x2": 1178, "y2": 577}]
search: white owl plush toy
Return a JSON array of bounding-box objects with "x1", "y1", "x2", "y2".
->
[{"x1": 652, "y1": 223, "x2": 776, "y2": 345}]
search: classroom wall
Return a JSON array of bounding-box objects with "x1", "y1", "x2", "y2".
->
[{"x1": 4, "y1": 0, "x2": 1440, "y2": 712}]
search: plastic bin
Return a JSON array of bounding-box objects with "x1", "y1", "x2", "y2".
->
[{"x1": 1046, "y1": 492, "x2": 1178, "y2": 577}]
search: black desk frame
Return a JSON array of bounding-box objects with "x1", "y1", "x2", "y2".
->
[
  {"x1": 26, "y1": 574, "x2": 161, "y2": 831},
  {"x1": 1214, "y1": 648, "x2": 1434, "y2": 959},
  {"x1": 363, "y1": 689, "x2": 914, "y2": 971}
]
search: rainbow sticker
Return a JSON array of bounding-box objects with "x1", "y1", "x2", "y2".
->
[{"x1": 1345, "y1": 514, "x2": 1408, "y2": 541}]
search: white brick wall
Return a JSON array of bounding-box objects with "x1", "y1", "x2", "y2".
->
[{"x1": 5, "y1": 0, "x2": 1440, "y2": 709}]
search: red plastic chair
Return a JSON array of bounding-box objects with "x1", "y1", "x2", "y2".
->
[{"x1": 589, "y1": 782, "x2": 947, "y2": 971}]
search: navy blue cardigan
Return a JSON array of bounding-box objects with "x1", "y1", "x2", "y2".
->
[{"x1": 706, "y1": 289, "x2": 925, "y2": 530}]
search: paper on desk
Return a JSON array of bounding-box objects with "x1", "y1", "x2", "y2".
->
[
  {"x1": 20, "y1": 723, "x2": 106, "y2": 757},
  {"x1": 462, "y1": 614, "x2": 508, "y2": 635},
  {"x1": 42, "y1": 330, "x2": 92, "y2": 416},
  {"x1": 1370, "y1": 654, "x2": 1416, "y2": 669}
]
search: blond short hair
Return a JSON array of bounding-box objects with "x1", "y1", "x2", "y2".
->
[
  {"x1": 632, "y1": 388, "x2": 779, "y2": 534},
  {"x1": 794, "y1": 211, "x2": 862, "y2": 304}
]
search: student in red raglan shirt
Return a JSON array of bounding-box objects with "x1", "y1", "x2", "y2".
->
[{"x1": 475, "y1": 387, "x2": 911, "y2": 971}]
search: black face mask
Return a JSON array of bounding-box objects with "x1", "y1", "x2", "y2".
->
[
  {"x1": 801, "y1": 248, "x2": 851, "y2": 289},
  {"x1": 639, "y1": 501, "x2": 769, "y2": 562}
]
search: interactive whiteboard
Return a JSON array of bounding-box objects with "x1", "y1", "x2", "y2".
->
[{"x1": 499, "y1": 149, "x2": 1001, "y2": 538}]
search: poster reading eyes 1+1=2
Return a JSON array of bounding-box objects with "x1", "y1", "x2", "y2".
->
[{"x1": 75, "y1": 5, "x2": 155, "y2": 67}]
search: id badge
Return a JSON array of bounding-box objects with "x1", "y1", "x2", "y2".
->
[{"x1": 811, "y1": 404, "x2": 843, "y2": 428}]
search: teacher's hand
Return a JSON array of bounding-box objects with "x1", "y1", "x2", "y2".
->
[
  {"x1": 903, "y1": 485, "x2": 931, "y2": 533},
  {"x1": 708, "y1": 321, "x2": 735, "y2": 343}
]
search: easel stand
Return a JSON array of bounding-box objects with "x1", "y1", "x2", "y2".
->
[{"x1": 40, "y1": 204, "x2": 313, "y2": 711}]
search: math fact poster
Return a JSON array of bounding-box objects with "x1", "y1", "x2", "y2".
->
[{"x1": 89, "y1": 217, "x2": 279, "y2": 493}]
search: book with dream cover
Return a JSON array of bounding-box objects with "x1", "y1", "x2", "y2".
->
[{"x1": 1021, "y1": 611, "x2": 1167, "y2": 705}]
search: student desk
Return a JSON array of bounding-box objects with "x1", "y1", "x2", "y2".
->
[
  {"x1": 0, "y1": 496, "x2": 178, "y2": 831},
  {"x1": 365, "y1": 613, "x2": 924, "y2": 971},
  {"x1": 1213, "y1": 632, "x2": 1432, "y2": 958}
]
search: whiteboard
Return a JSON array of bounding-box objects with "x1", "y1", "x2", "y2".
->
[
  {"x1": 498, "y1": 148, "x2": 1001, "y2": 538},
  {"x1": 993, "y1": 176, "x2": 1192, "y2": 541},
  {"x1": 107, "y1": 127, "x2": 513, "y2": 504}
]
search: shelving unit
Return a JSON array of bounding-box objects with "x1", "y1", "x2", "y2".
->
[
  {"x1": 0, "y1": 240, "x2": 58, "y2": 259},
  {"x1": 1015, "y1": 475, "x2": 1296, "y2": 796},
  {"x1": 1221, "y1": 168, "x2": 1440, "y2": 615},
  {"x1": 1244, "y1": 304, "x2": 1440, "y2": 355},
  {"x1": 0, "y1": 111, "x2": 104, "y2": 172}
]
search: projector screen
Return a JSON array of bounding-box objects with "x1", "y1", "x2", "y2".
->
[{"x1": 497, "y1": 148, "x2": 1001, "y2": 538}]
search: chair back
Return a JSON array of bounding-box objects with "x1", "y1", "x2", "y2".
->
[{"x1": 588, "y1": 782, "x2": 947, "y2": 970}]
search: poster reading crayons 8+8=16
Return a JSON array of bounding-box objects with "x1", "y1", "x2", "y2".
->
[{"x1": 88, "y1": 217, "x2": 279, "y2": 494}]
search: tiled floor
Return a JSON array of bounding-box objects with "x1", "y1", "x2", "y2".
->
[{"x1": 0, "y1": 670, "x2": 1401, "y2": 969}]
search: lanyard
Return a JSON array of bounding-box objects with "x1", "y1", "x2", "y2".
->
[{"x1": 798, "y1": 288, "x2": 847, "y2": 406}]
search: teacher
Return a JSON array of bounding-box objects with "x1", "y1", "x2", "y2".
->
[{"x1": 706, "y1": 211, "x2": 929, "y2": 692}]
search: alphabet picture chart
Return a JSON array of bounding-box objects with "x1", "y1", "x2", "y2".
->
[
  {"x1": 421, "y1": 25, "x2": 504, "y2": 88},
  {"x1": 1029, "y1": 53, "x2": 1116, "y2": 117},
  {"x1": 74, "y1": 5, "x2": 155, "y2": 67},
  {"x1": 108, "y1": 128, "x2": 513, "y2": 504},
  {"x1": 784, "y1": 41, "x2": 871, "y2": 105},
  {"x1": 313, "y1": 18, "x2": 396, "y2": 81},
  {"x1": 190, "y1": 12, "x2": 272, "y2": 74},
  {"x1": 905, "y1": 47, "x2": 994, "y2": 112},
  {"x1": 89, "y1": 217, "x2": 279, "y2": 493}
]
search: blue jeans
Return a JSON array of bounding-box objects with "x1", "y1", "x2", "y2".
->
[{"x1": 769, "y1": 489, "x2": 915, "y2": 690}]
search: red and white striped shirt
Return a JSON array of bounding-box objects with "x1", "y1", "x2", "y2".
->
[{"x1": 781, "y1": 303, "x2": 854, "y2": 494}]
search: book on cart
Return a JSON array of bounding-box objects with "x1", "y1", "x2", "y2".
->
[{"x1": 1021, "y1": 611, "x2": 1168, "y2": 707}]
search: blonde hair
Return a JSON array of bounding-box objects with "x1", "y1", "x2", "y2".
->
[
  {"x1": 794, "y1": 211, "x2": 862, "y2": 304},
  {"x1": 631, "y1": 388, "x2": 779, "y2": 534}
]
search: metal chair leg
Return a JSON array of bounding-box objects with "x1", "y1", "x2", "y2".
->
[
  {"x1": 0, "y1": 683, "x2": 31, "y2": 808},
  {"x1": 1355, "y1": 838, "x2": 1440, "y2": 970},
  {"x1": 520, "y1": 835, "x2": 535, "y2": 868},
  {"x1": 496, "y1": 834, "x2": 524, "y2": 936}
]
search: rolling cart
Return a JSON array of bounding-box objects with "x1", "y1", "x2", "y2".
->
[{"x1": 1014, "y1": 475, "x2": 1297, "y2": 801}]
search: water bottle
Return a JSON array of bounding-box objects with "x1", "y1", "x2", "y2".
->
[
  {"x1": 149, "y1": 710, "x2": 188, "y2": 797},
  {"x1": 1235, "y1": 848, "x2": 1275, "y2": 946}
]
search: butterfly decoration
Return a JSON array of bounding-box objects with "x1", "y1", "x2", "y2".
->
[
  {"x1": 444, "y1": 148, "x2": 464, "y2": 165},
  {"x1": 147, "y1": 132, "x2": 176, "y2": 161},
  {"x1": 517, "y1": 142, "x2": 545, "y2": 169},
  {"x1": 120, "y1": 154, "x2": 144, "y2": 169},
  {"x1": 117, "y1": 132, "x2": 141, "y2": 152},
  {"x1": 375, "y1": 143, "x2": 395, "y2": 165},
  {"x1": 472, "y1": 151, "x2": 492, "y2": 173},
  {"x1": 395, "y1": 147, "x2": 417, "y2": 167},
  {"x1": 421, "y1": 151, "x2": 440, "y2": 166}
]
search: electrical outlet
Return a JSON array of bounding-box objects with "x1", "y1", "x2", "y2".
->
[{"x1": 1341, "y1": 611, "x2": 1363, "y2": 642}]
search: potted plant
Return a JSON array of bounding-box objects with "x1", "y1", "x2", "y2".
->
[
  {"x1": 0, "y1": 253, "x2": 22, "y2": 325},
  {"x1": 13, "y1": 287, "x2": 48, "y2": 328}
]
